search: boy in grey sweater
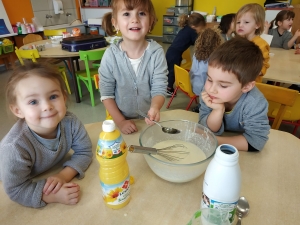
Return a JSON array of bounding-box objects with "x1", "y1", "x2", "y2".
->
[{"x1": 199, "y1": 37, "x2": 270, "y2": 151}]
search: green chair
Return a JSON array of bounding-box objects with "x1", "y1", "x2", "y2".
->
[{"x1": 75, "y1": 49, "x2": 106, "y2": 106}]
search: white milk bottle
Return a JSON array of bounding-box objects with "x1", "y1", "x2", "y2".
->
[{"x1": 201, "y1": 144, "x2": 241, "y2": 224}]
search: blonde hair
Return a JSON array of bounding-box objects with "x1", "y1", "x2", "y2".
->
[
  {"x1": 102, "y1": 0, "x2": 157, "y2": 36},
  {"x1": 194, "y1": 27, "x2": 223, "y2": 62},
  {"x1": 178, "y1": 13, "x2": 206, "y2": 28},
  {"x1": 6, "y1": 62, "x2": 67, "y2": 111},
  {"x1": 236, "y1": 3, "x2": 265, "y2": 35}
]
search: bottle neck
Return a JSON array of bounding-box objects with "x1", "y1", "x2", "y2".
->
[{"x1": 214, "y1": 144, "x2": 239, "y2": 166}]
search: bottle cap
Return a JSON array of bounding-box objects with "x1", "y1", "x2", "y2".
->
[{"x1": 102, "y1": 120, "x2": 116, "y2": 132}]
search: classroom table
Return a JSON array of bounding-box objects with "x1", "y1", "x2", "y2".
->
[
  {"x1": 20, "y1": 39, "x2": 107, "y2": 103},
  {"x1": 264, "y1": 48, "x2": 300, "y2": 85},
  {"x1": 0, "y1": 109, "x2": 299, "y2": 225}
]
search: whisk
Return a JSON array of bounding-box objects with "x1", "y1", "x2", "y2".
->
[{"x1": 128, "y1": 144, "x2": 189, "y2": 161}]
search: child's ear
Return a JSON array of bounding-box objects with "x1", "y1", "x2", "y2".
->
[
  {"x1": 9, "y1": 104, "x2": 25, "y2": 119},
  {"x1": 241, "y1": 81, "x2": 256, "y2": 93}
]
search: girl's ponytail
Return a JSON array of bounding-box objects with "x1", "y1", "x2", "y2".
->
[
  {"x1": 102, "y1": 12, "x2": 116, "y2": 36},
  {"x1": 269, "y1": 19, "x2": 275, "y2": 29},
  {"x1": 178, "y1": 14, "x2": 189, "y2": 27}
]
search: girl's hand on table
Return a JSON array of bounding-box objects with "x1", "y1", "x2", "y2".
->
[
  {"x1": 43, "y1": 183, "x2": 80, "y2": 205},
  {"x1": 295, "y1": 49, "x2": 300, "y2": 54},
  {"x1": 118, "y1": 120, "x2": 138, "y2": 134},
  {"x1": 43, "y1": 174, "x2": 66, "y2": 195}
]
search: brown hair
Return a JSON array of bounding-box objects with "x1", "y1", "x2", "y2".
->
[
  {"x1": 102, "y1": 0, "x2": 157, "y2": 36},
  {"x1": 270, "y1": 10, "x2": 295, "y2": 29},
  {"x1": 178, "y1": 13, "x2": 206, "y2": 28},
  {"x1": 236, "y1": 3, "x2": 265, "y2": 35},
  {"x1": 6, "y1": 62, "x2": 67, "y2": 109},
  {"x1": 194, "y1": 28, "x2": 223, "y2": 62},
  {"x1": 208, "y1": 37, "x2": 263, "y2": 86}
]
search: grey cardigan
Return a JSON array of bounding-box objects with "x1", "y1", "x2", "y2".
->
[
  {"x1": 268, "y1": 28, "x2": 293, "y2": 49},
  {"x1": 199, "y1": 87, "x2": 270, "y2": 151},
  {"x1": 0, "y1": 111, "x2": 93, "y2": 208},
  {"x1": 99, "y1": 39, "x2": 168, "y2": 119}
]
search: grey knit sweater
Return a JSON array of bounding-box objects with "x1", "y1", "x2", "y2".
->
[{"x1": 0, "y1": 111, "x2": 93, "y2": 208}]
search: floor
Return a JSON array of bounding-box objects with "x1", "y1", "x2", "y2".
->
[{"x1": 0, "y1": 42, "x2": 299, "y2": 140}]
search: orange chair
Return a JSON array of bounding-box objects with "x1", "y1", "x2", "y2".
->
[
  {"x1": 180, "y1": 48, "x2": 192, "y2": 71},
  {"x1": 166, "y1": 65, "x2": 198, "y2": 110},
  {"x1": 267, "y1": 93, "x2": 300, "y2": 137}
]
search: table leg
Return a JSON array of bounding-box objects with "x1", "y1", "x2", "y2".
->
[{"x1": 68, "y1": 57, "x2": 80, "y2": 103}]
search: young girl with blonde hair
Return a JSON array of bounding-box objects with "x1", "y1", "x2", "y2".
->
[
  {"x1": 100, "y1": 0, "x2": 168, "y2": 134},
  {"x1": 236, "y1": 3, "x2": 270, "y2": 82},
  {"x1": 166, "y1": 13, "x2": 206, "y2": 96},
  {"x1": 0, "y1": 62, "x2": 93, "y2": 208}
]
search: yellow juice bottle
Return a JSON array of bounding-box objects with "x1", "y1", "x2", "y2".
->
[{"x1": 96, "y1": 120, "x2": 130, "y2": 209}]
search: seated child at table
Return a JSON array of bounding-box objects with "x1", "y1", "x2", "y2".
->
[
  {"x1": 190, "y1": 27, "x2": 223, "y2": 112},
  {"x1": 235, "y1": 3, "x2": 270, "y2": 83},
  {"x1": 0, "y1": 62, "x2": 93, "y2": 208},
  {"x1": 166, "y1": 13, "x2": 206, "y2": 96},
  {"x1": 199, "y1": 37, "x2": 270, "y2": 151},
  {"x1": 100, "y1": 0, "x2": 168, "y2": 134},
  {"x1": 264, "y1": 10, "x2": 300, "y2": 50},
  {"x1": 218, "y1": 13, "x2": 236, "y2": 41}
]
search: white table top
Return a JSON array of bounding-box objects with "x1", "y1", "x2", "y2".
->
[
  {"x1": 264, "y1": 48, "x2": 300, "y2": 85},
  {"x1": 1, "y1": 110, "x2": 300, "y2": 225}
]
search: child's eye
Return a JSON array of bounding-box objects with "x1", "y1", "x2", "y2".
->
[
  {"x1": 123, "y1": 12, "x2": 129, "y2": 16},
  {"x1": 220, "y1": 84, "x2": 228, "y2": 88},
  {"x1": 29, "y1": 100, "x2": 38, "y2": 105},
  {"x1": 50, "y1": 94, "x2": 58, "y2": 100},
  {"x1": 139, "y1": 11, "x2": 146, "y2": 16},
  {"x1": 207, "y1": 78, "x2": 212, "y2": 82}
]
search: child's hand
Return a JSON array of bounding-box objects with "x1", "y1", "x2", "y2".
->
[
  {"x1": 42, "y1": 182, "x2": 80, "y2": 205},
  {"x1": 201, "y1": 91, "x2": 225, "y2": 111},
  {"x1": 118, "y1": 120, "x2": 138, "y2": 134},
  {"x1": 145, "y1": 108, "x2": 160, "y2": 125},
  {"x1": 43, "y1": 174, "x2": 66, "y2": 195},
  {"x1": 264, "y1": 21, "x2": 270, "y2": 29},
  {"x1": 294, "y1": 29, "x2": 300, "y2": 38}
]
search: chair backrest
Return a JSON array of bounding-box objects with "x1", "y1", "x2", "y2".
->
[
  {"x1": 268, "y1": 93, "x2": 300, "y2": 121},
  {"x1": 256, "y1": 83, "x2": 299, "y2": 129},
  {"x1": 174, "y1": 64, "x2": 196, "y2": 98},
  {"x1": 43, "y1": 29, "x2": 67, "y2": 37},
  {"x1": 23, "y1": 34, "x2": 43, "y2": 45},
  {"x1": 180, "y1": 48, "x2": 192, "y2": 71},
  {"x1": 15, "y1": 47, "x2": 40, "y2": 65},
  {"x1": 79, "y1": 49, "x2": 106, "y2": 77}
]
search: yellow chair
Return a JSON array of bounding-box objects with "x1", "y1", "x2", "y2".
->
[
  {"x1": 75, "y1": 49, "x2": 106, "y2": 106},
  {"x1": 268, "y1": 93, "x2": 300, "y2": 137},
  {"x1": 23, "y1": 34, "x2": 43, "y2": 45},
  {"x1": 180, "y1": 48, "x2": 192, "y2": 71},
  {"x1": 43, "y1": 29, "x2": 67, "y2": 37},
  {"x1": 256, "y1": 83, "x2": 298, "y2": 130},
  {"x1": 166, "y1": 65, "x2": 198, "y2": 110},
  {"x1": 15, "y1": 47, "x2": 71, "y2": 94}
]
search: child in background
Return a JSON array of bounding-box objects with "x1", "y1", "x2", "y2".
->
[
  {"x1": 218, "y1": 13, "x2": 236, "y2": 41},
  {"x1": 100, "y1": 0, "x2": 168, "y2": 134},
  {"x1": 264, "y1": 10, "x2": 300, "y2": 49},
  {"x1": 199, "y1": 37, "x2": 270, "y2": 151},
  {"x1": 166, "y1": 13, "x2": 206, "y2": 96},
  {"x1": 190, "y1": 28, "x2": 223, "y2": 97},
  {"x1": 0, "y1": 63, "x2": 93, "y2": 208},
  {"x1": 236, "y1": 3, "x2": 270, "y2": 83}
]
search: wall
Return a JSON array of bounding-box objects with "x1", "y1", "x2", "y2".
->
[
  {"x1": 30, "y1": 0, "x2": 78, "y2": 27},
  {"x1": 2, "y1": 0, "x2": 34, "y2": 25}
]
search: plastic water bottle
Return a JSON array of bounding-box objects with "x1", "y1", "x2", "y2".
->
[
  {"x1": 201, "y1": 144, "x2": 241, "y2": 224},
  {"x1": 96, "y1": 120, "x2": 131, "y2": 209}
]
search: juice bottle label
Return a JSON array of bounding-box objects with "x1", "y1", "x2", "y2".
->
[
  {"x1": 201, "y1": 193, "x2": 237, "y2": 223},
  {"x1": 96, "y1": 136, "x2": 127, "y2": 159},
  {"x1": 101, "y1": 176, "x2": 130, "y2": 206}
]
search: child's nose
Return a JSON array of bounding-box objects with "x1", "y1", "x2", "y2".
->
[{"x1": 43, "y1": 101, "x2": 53, "y2": 111}]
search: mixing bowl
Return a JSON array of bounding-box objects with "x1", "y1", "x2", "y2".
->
[{"x1": 139, "y1": 120, "x2": 217, "y2": 183}]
